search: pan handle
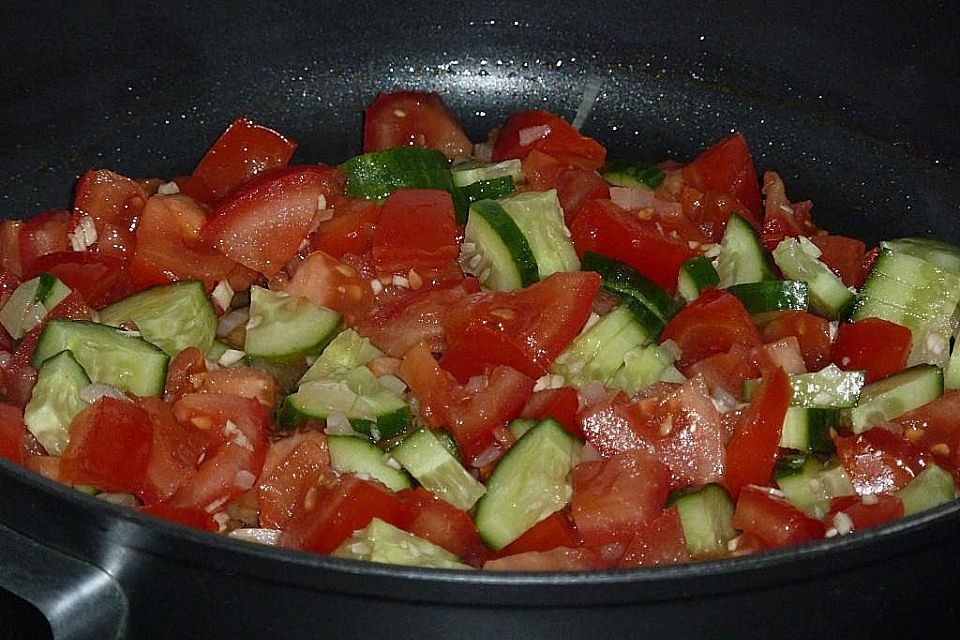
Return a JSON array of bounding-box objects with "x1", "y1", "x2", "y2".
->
[{"x1": 0, "y1": 522, "x2": 127, "y2": 640}]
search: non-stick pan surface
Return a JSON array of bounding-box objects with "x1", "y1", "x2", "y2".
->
[{"x1": 1, "y1": 2, "x2": 958, "y2": 638}]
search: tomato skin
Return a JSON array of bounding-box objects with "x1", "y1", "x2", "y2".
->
[
  {"x1": 831, "y1": 317, "x2": 911, "y2": 384},
  {"x1": 18, "y1": 209, "x2": 72, "y2": 275},
  {"x1": 810, "y1": 235, "x2": 867, "y2": 288},
  {"x1": 139, "y1": 397, "x2": 210, "y2": 503},
  {"x1": 617, "y1": 507, "x2": 689, "y2": 568},
  {"x1": 759, "y1": 171, "x2": 818, "y2": 252},
  {"x1": 1, "y1": 220, "x2": 24, "y2": 277},
  {"x1": 397, "y1": 487, "x2": 489, "y2": 567},
  {"x1": 825, "y1": 493, "x2": 904, "y2": 533},
  {"x1": 521, "y1": 150, "x2": 610, "y2": 222},
  {"x1": 570, "y1": 449, "x2": 671, "y2": 547},
  {"x1": 723, "y1": 367, "x2": 791, "y2": 499},
  {"x1": 732, "y1": 485, "x2": 825, "y2": 549},
  {"x1": 371, "y1": 189, "x2": 461, "y2": 283},
  {"x1": 677, "y1": 187, "x2": 751, "y2": 243},
  {"x1": 484, "y1": 547, "x2": 607, "y2": 571},
  {"x1": 309, "y1": 196, "x2": 381, "y2": 259},
  {"x1": 496, "y1": 508, "x2": 581, "y2": 557},
  {"x1": 257, "y1": 430, "x2": 331, "y2": 530},
  {"x1": 60, "y1": 397, "x2": 154, "y2": 496},
  {"x1": 686, "y1": 344, "x2": 761, "y2": 401},
  {"x1": 138, "y1": 503, "x2": 220, "y2": 532},
  {"x1": 660, "y1": 288, "x2": 762, "y2": 370},
  {"x1": 439, "y1": 320, "x2": 547, "y2": 382},
  {"x1": 180, "y1": 117, "x2": 298, "y2": 205},
  {"x1": 896, "y1": 390, "x2": 960, "y2": 476},
  {"x1": 279, "y1": 473, "x2": 410, "y2": 554},
  {"x1": 202, "y1": 165, "x2": 347, "y2": 276},
  {"x1": 363, "y1": 92, "x2": 472, "y2": 161},
  {"x1": 443, "y1": 270, "x2": 600, "y2": 369},
  {"x1": 835, "y1": 428, "x2": 927, "y2": 495},
  {"x1": 27, "y1": 251, "x2": 133, "y2": 308},
  {"x1": 0, "y1": 402, "x2": 27, "y2": 465},
  {"x1": 285, "y1": 250, "x2": 374, "y2": 326},
  {"x1": 492, "y1": 110, "x2": 606, "y2": 170},
  {"x1": 570, "y1": 199, "x2": 696, "y2": 292},
  {"x1": 681, "y1": 133, "x2": 762, "y2": 227},
  {"x1": 518, "y1": 386, "x2": 581, "y2": 437},
  {"x1": 72, "y1": 169, "x2": 148, "y2": 261},
  {"x1": 758, "y1": 310, "x2": 831, "y2": 373}
]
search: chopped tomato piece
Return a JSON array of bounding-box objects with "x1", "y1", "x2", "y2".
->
[
  {"x1": 677, "y1": 186, "x2": 750, "y2": 243},
  {"x1": 492, "y1": 110, "x2": 606, "y2": 170},
  {"x1": 356, "y1": 277, "x2": 480, "y2": 356},
  {"x1": 570, "y1": 449, "x2": 671, "y2": 547},
  {"x1": 371, "y1": 189, "x2": 462, "y2": 283},
  {"x1": 617, "y1": 507, "x2": 689, "y2": 567},
  {"x1": 758, "y1": 310, "x2": 831, "y2": 372},
  {"x1": 443, "y1": 271, "x2": 600, "y2": 370},
  {"x1": 439, "y1": 320, "x2": 547, "y2": 382},
  {"x1": 896, "y1": 390, "x2": 960, "y2": 476},
  {"x1": 202, "y1": 165, "x2": 347, "y2": 276},
  {"x1": 27, "y1": 251, "x2": 134, "y2": 308},
  {"x1": 1, "y1": 220, "x2": 24, "y2": 277},
  {"x1": 570, "y1": 199, "x2": 697, "y2": 292},
  {"x1": 484, "y1": 547, "x2": 607, "y2": 571},
  {"x1": 72, "y1": 169, "x2": 148, "y2": 261},
  {"x1": 138, "y1": 503, "x2": 220, "y2": 532},
  {"x1": 397, "y1": 488, "x2": 489, "y2": 567},
  {"x1": 518, "y1": 387, "x2": 581, "y2": 437},
  {"x1": 180, "y1": 117, "x2": 298, "y2": 205},
  {"x1": 660, "y1": 288, "x2": 762, "y2": 370},
  {"x1": 309, "y1": 196, "x2": 381, "y2": 258},
  {"x1": 825, "y1": 493, "x2": 904, "y2": 533},
  {"x1": 284, "y1": 250, "x2": 374, "y2": 325},
  {"x1": 139, "y1": 397, "x2": 210, "y2": 504},
  {"x1": 732, "y1": 485, "x2": 825, "y2": 548},
  {"x1": 835, "y1": 428, "x2": 928, "y2": 495},
  {"x1": 856, "y1": 247, "x2": 880, "y2": 290},
  {"x1": 810, "y1": 235, "x2": 867, "y2": 288},
  {"x1": 0, "y1": 402, "x2": 27, "y2": 464},
  {"x1": 18, "y1": 209, "x2": 72, "y2": 275},
  {"x1": 280, "y1": 473, "x2": 410, "y2": 554},
  {"x1": 363, "y1": 91, "x2": 472, "y2": 161},
  {"x1": 496, "y1": 508, "x2": 581, "y2": 557},
  {"x1": 723, "y1": 367, "x2": 791, "y2": 499},
  {"x1": 521, "y1": 150, "x2": 610, "y2": 222},
  {"x1": 681, "y1": 133, "x2": 762, "y2": 227},
  {"x1": 60, "y1": 397, "x2": 154, "y2": 496},
  {"x1": 759, "y1": 171, "x2": 818, "y2": 252},
  {"x1": 831, "y1": 317, "x2": 911, "y2": 384},
  {"x1": 258, "y1": 430, "x2": 331, "y2": 530}
]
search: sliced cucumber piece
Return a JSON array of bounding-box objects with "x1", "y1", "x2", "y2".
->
[
  {"x1": 474, "y1": 419, "x2": 580, "y2": 550},
  {"x1": 498, "y1": 189, "x2": 579, "y2": 279},
  {"x1": 744, "y1": 365, "x2": 866, "y2": 408},
  {"x1": 459, "y1": 176, "x2": 516, "y2": 204},
  {"x1": 507, "y1": 418, "x2": 539, "y2": 440},
  {"x1": 23, "y1": 350, "x2": 91, "y2": 455},
  {"x1": 452, "y1": 158, "x2": 523, "y2": 188},
  {"x1": 896, "y1": 464, "x2": 957, "y2": 517},
  {"x1": 726, "y1": 280, "x2": 808, "y2": 315},
  {"x1": 775, "y1": 454, "x2": 855, "y2": 519},
  {"x1": 98, "y1": 280, "x2": 217, "y2": 357},
  {"x1": 460, "y1": 199, "x2": 539, "y2": 290},
  {"x1": 32, "y1": 319, "x2": 168, "y2": 397},
  {"x1": 716, "y1": 213, "x2": 776, "y2": 287},
  {"x1": 946, "y1": 332, "x2": 960, "y2": 390},
  {"x1": 600, "y1": 161, "x2": 665, "y2": 190},
  {"x1": 772, "y1": 237, "x2": 854, "y2": 320},
  {"x1": 581, "y1": 252, "x2": 680, "y2": 337},
  {"x1": 333, "y1": 518, "x2": 471, "y2": 569},
  {"x1": 327, "y1": 435, "x2": 411, "y2": 491},
  {"x1": 849, "y1": 248, "x2": 960, "y2": 367},
  {"x1": 779, "y1": 407, "x2": 838, "y2": 453},
  {"x1": 390, "y1": 428, "x2": 486, "y2": 511},
  {"x1": 847, "y1": 364, "x2": 943, "y2": 433},
  {"x1": 668, "y1": 483, "x2": 737, "y2": 558},
  {"x1": 881, "y1": 237, "x2": 960, "y2": 274},
  {"x1": 244, "y1": 286, "x2": 341, "y2": 361},
  {"x1": 0, "y1": 273, "x2": 71, "y2": 339},
  {"x1": 677, "y1": 255, "x2": 720, "y2": 304},
  {"x1": 299, "y1": 328, "x2": 383, "y2": 385}
]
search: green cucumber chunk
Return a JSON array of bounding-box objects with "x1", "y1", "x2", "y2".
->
[
  {"x1": 716, "y1": 213, "x2": 776, "y2": 287},
  {"x1": 23, "y1": 350, "x2": 91, "y2": 455},
  {"x1": 946, "y1": 333, "x2": 960, "y2": 390},
  {"x1": 474, "y1": 419, "x2": 580, "y2": 550},
  {"x1": 98, "y1": 280, "x2": 217, "y2": 357},
  {"x1": 849, "y1": 248, "x2": 960, "y2": 367},
  {"x1": 772, "y1": 237, "x2": 854, "y2": 320},
  {"x1": 327, "y1": 435, "x2": 411, "y2": 491},
  {"x1": 775, "y1": 455, "x2": 855, "y2": 518},
  {"x1": 244, "y1": 286, "x2": 341, "y2": 361},
  {"x1": 600, "y1": 161, "x2": 665, "y2": 190},
  {"x1": 299, "y1": 328, "x2": 383, "y2": 385},
  {"x1": 390, "y1": 428, "x2": 486, "y2": 511},
  {"x1": 451, "y1": 159, "x2": 523, "y2": 188},
  {"x1": 498, "y1": 189, "x2": 579, "y2": 279},
  {"x1": 668, "y1": 483, "x2": 737, "y2": 558},
  {"x1": 581, "y1": 252, "x2": 679, "y2": 337},
  {"x1": 847, "y1": 364, "x2": 943, "y2": 433},
  {"x1": 895, "y1": 464, "x2": 957, "y2": 517},
  {"x1": 0, "y1": 273, "x2": 71, "y2": 340},
  {"x1": 743, "y1": 365, "x2": 866, "y2": 408},
  {"x1": 881, "y1": 237, "x2": 960, "y2": 274},
  {"x1": 677, "y1": 256, "x2": 720, "y2": 304},
  {"x1": 32, "y1": 319, "x2": 168, "y2": 397},
  {"x1": 726, "y1": 280, "x2": 809, "y2": 315},
  {"x1": 460, "y1": 199, "x2": 539, "y2": 290},
  {"x1": 779, "y1": 407, "x2": 838, "y2": 453},
  {"x1": 459, "y1": 176, "x2": 515, "y2": 204},
  {"x1": 333, "y1": 518, "x2": 472, "y2": 569}
]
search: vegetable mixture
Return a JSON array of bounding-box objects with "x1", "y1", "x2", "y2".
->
[{"x1": 0, "y1": 92, "x2": 958, "y2": 571}]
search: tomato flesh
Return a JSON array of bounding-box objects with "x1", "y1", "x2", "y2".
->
[
  {"x1": 371, "y1": 189, "x2": 461, "y2": 283},
  {"x1": 660, "y1": 288, "x2": 761, "y2": 370},
  {"x1": 617, "y1": 507, "x2": 689, "y2": 567},
  {"x1": 831, "y1": 317, "x2": 912, "y2": 384},
  {"x1": 493, "y1": 110, "x2": 606, "y2": 170},
  {"x1": 732, "y1": 485, "x2": 825, "y2": 548},
  {"x1": 363, "y1": 92, "x2": 472, "y2": 161},
  {"x1": 681, "y1": 133, "x2": 762, "y2": 228}
]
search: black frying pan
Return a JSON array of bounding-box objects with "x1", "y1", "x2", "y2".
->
[{"x1": 1, "y1": 2, "x2": 958, "y2": 638}]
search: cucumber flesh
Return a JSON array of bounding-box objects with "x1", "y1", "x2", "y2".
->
[
  {"x1": 772, "y1": 237, "x2": 854, "y2": 320},
  {"x1": 244, "y1": 286, "x2": 341, "y2": 361},
  {"x1": 299, "y1": 328, "x2": 383, "y2": 385},
  {"x1": 668, "y1": 483, "x2": 737, "y2": 558},
  {"x1": 474, "y1": 419, "x2": 580, "y2": 550},
  {"x1": 333, "y1": 518, "x2": 471, "y2": 569},
  {"x1": 743, "y1": 365, "x2": 866, "y2": 408},
  {"x1": 896, "y1": 464, "x2": 957, "y2": 517},
  {"x1": 497, "y1": 190, "x2": 579, "y2": 279},
  {"x1": 881, "y1": 237, "x2": 960, "y2": 274},
  {"x1": 0, "y1": 273, "x2": 71, "y2": 339},
  {"x1": 677, "y1": 256, "x2": 720, "y2": 304},
  {"x1": 779, "y1": 407, "x2": 838, "y2": 453},
  {"x1": 327, "y1": 435, "x2": 412, "y2": 491},
  {"x1": 847, "y1": 364, "x2": 943, "y2": 433},
  {"x1": 390, "y1": 428, "x2": 486, "y2": 511},
  {"x1": 716, "y1": 213, "x2": 776, "y2": 287},
  {"x1": 23, "y1": 350, "x2": 91, "y2": 455},
  {"x1": 98, "y1": 280, "x2": 217, "y2": 357},
  {"x1": 775, "y1": 455, "x2": 855, "y2": 518},
  {"x1": 452, "y1": 159, "x2": 523, "y2": 187},
  {"x1": 460, "y1": 199, "x2": 539, "y2": 290},
  {"x1": 726, "y1": 280, "x2": 809, "y2": 315}
]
